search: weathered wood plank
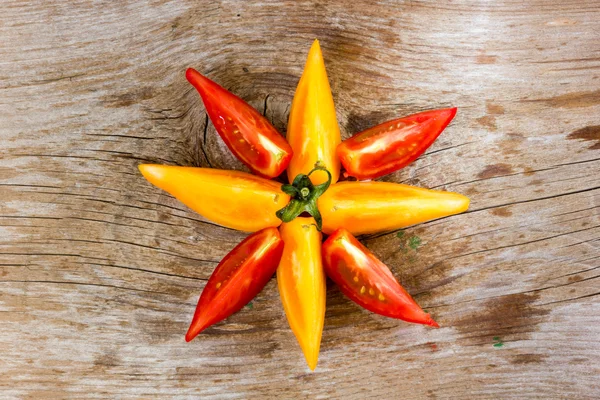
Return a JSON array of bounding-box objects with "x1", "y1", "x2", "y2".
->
[{"x1": 1, "y1": 0, "x2": 599, "y2": 398}]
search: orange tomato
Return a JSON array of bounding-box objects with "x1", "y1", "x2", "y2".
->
[
  {"x1": 139, "y1": 165, "x2": 289, "y2": 232},
  {"x1": 287, "y1": 40, "x2": 341, "y2": 185},
  {"x1": 277, "y1": 217, "x2": 326, "y2": 370},
  {"x1": 319, "y1": 181, "x2": 470, "y2": 235}
]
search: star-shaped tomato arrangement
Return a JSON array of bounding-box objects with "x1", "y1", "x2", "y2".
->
[{"x1": 139, "y1": 40, "x2": 469, "y2": 370}]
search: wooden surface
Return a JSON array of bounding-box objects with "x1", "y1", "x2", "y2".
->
[{"x1": 1, "y1": 0, "x2": 599, "y2": 398}]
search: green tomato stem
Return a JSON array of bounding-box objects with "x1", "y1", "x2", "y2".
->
[{"x1": 275, "y1": 163, "x2": 332, "y2": 231}]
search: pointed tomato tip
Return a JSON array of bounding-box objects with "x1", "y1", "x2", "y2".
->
[
  {"x1": 305, "y1": 353, "x2": 319, "y2": 371},
  {"x1": 416, "y1": 313, "x2": 439, "y2": 328},
  {"x1": 307, "y1": 39, "x2": 324, "y2": 63},
  {"x1": 138, "y1": 163, "x2": 154, "y2": 178},
  {"x1": 184, "y1": 326, "x2": 196, "y2": 342},
  {"x1": 440, "y1": 191, "x2": 470, "y2": 215},
  {"x1": 185, "y1": 323, "x2": 203, "y2": 342},
  {"x1": 298, "y1": 337, "x2": 321, "y2": 372},
  {"x1": 138, "y1": 164, "x2": 166, "y2": 183},
  {"x1": 186, "y1": 68, "x2": 211, "y2": 92},
  {"x1": 438, "y1": 107, "x2": 457, "y2": 123},
  {"x1": 457, "y1": 194, "x2": 470, "y2": 212},
  {"x1": 185, "y1": 67, "x2": 200, "y2": 82}
]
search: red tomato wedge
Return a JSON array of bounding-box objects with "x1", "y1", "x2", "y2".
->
[
  {"x1": 185, "y1": 227, "x2": 284, "y2": 341},
  {"x1": 321, "y1": 228, "x2": 438, "y2": 327},
  {"x1": 337, "y1": 108, "x2": 457, "y2": 180},
  {"x1": 186, "y1": 68, "x2": 293, "y2": 178}
]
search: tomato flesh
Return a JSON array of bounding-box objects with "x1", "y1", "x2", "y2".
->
[
  {"x1": 322, "y1": 228, "x2": 438, "y2": 327},
  {"x1": 338, "y1": 108, "x2": 457, "y2": 180},
  {"x1": 186, "y1": 68, "x2": 293, "y2": 178},
  {"x1": 185, "y1": 227, "x2": 284, "y2": 341}
]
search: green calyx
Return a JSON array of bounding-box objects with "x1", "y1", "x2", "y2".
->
[{"x1": 276, "y1": 163, "x2": 332, "y2": 231}]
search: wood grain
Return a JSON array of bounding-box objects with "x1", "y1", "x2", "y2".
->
[{"x1": 1, "y1": 0, "x2": 599, "y2": 398}]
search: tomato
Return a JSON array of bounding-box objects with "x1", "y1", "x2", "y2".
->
[
  {"x1": 138, "y1": 164, "x2": 290, "y2": 232},
  {"x1": 322, "y1": 228, "x2": 438, "y2": 326},
  {"x1": 185, "y1": 227, "x2": 284, "y2": 341},
  {"x1": 318, "y1": 181, "x2": 469, "y2": 235},
  {"x1": 338, "y1": 108, "x2": 457, "y2": 180},
  {"x1": 277, "y1": 217, "x2": 326, "y2": 370},
  {"x1": 287, "y1": 40, "x2": 341, "y2": 185},
  {"x1": 186, "y1": 68, "x2": 293, "y2": 179}
]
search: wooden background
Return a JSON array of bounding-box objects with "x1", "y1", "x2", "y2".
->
[{"x1": 1, "y1": 0, "x2": 599, "y2": 398}]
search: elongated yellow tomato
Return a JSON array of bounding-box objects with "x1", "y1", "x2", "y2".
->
[
  {"x1": 319, "y1": 181, "x2": 470, "y2": 235},
  {"x1": 287, "y1": 39, "x2": 341, "y2": 185},
  {"x1": 277, "y1": 217, "x2": 326, "y2": 371},
  {"x1": 139, "y1": 164, "x2": 289, "y2": 232}
]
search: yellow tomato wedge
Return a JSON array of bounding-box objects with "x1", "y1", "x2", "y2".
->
[
  {"x1": 277, "y1": 217, "x2": 326, "y2": 371},
  {"x1": 139, "y1": 164, "x2": 289, "y2": 232},
  {"x1": 319, "y1": 181, "x2": 470, "y2": 235},
  {"x1": 287, "y1": 39, "x2": 341, "y2": 185}
]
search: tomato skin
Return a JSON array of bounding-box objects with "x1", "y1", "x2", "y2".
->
[
  {"x1": 318, "y1": 181, "x2": 469, "y2": 235},
  {"x1": 338, "y1": 108, "x2": 457, "y2": 180},
  {"x1": 185, "y1": 227, "x2": 284, "y2": 341},
  {"x1": 138, "y1": 164, "x2": 290, "y2": 232},
  {"x1": 186, "y1": 68, "x2": 293, "y2": 179},
  {"x1": 287, "y1": 40, "x2": 341, "y2": 185},
  {"x1": 277, "y1": 217, "x2": 326, "y2": 371},
  {"x1": 322, "y1": 228, "x2": 438, "y2": 327}
]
